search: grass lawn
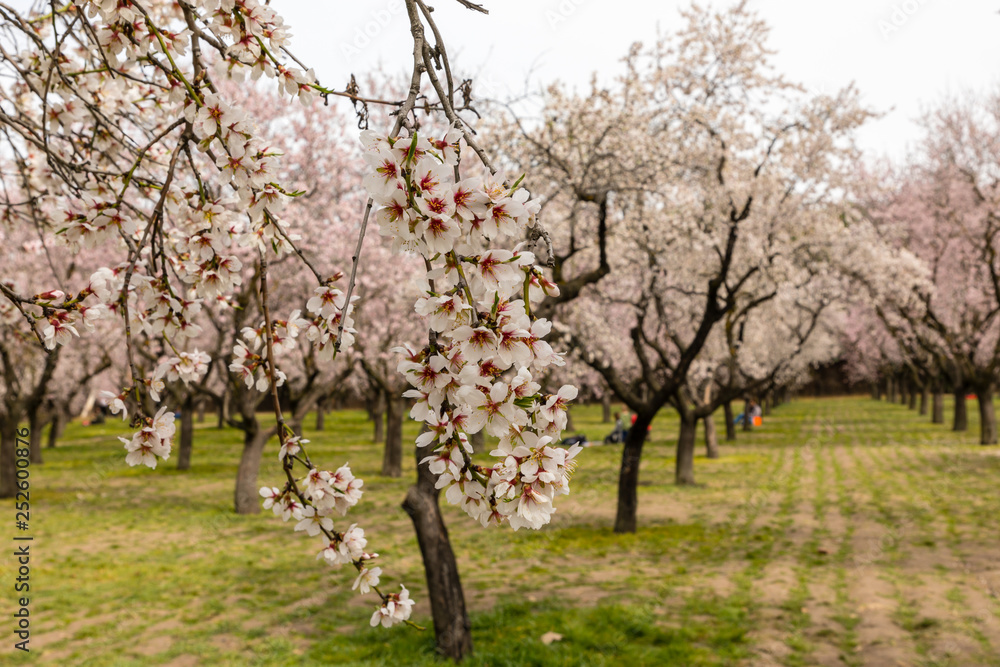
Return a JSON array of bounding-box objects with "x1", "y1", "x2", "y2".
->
[{"x1": 2, "y1": 396, "x2": 999, "y2": 666}]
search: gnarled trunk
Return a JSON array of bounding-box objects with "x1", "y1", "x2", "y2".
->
[
  {"x1": 723, "y1": 401, "x2": 736, "y2": 441},
  {"x1": 370, "y1": 392, "x2": 386, "y2": 444},
  {"x1": 976, "y1": 388, "x2": 997, "y2": 445},
  {"x1": 704, "y1": 413, "x2": 719, "y2": 459},
  {"x1": 614, "y1": 411, "x2": 652, "y2": 534},
  {"x1": 675, "y1": 414, "x2": 698, "y2": 486},
  {"x1": 27, "y1": 409, "x2": 43, "y2": 465},
  {"x1": 234, "y1": 422, "x2": 273, "y2": 514},
  {"x1": 470, "y1": 430, "x2": 486, "y2": 455},
  {"x1": 932, "y1": 391, "x2": 945, "y2": 424},
  {"x1": 953, "y1": 389, "x2": 968, "y2": 432},
  {"x1": 402, "y1": 442, "x2": 472, "y2": 661},
  {"x1": 177, "y1": 395, "x2": 194, "y2": 471},
  {"x1": 315, "y1": 403, "x2": 325, "y2": 431},
  {"x1": 382, "y1": 396, "x2": 404, "y2": 478},
  {"x1": 47, "y1": 412, "x2": 64, "y2": 448},
  {"x1": 0, "y1": 420, "x2": 18, "y2": 498}
]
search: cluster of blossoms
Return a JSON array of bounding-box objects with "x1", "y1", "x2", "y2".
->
[
  {"x1": 362, "y1": 129, "x2": 581, "y2": 531},
  {"x1": 259, "y1": 431, "x2": 411, "y2": 626}
]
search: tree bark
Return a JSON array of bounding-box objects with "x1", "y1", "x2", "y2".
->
[
  {"x1": 27, "y1": 409, "x2": 43, "y2": 465},
  {"x1": 196, "y1": 401, "x2": 205, "y2": 423},
  {"x1": 470, "y1": 430, "x2": 486, "y2": 455},
  {"x1": 371, "y1": 392, "x2": 386, "y2": 444},
  {"x1": 704, "y1": 414, "x2": 719, "y2": 459},
  {"x1": 762, "y1": 395, "x2": 772, "y2": 417},
  {"x1": 918, "y1": 385, "x2": 929, "y2": 416},
  {"x1": 723, "y1": 401, "x2": 736, "y2": 441},
  {"x1": 908, "y1": 384, "x2": 917, "y2": 410},
  {"x1": 234, "y1": 423, "x2": 273, "y2": 514},
  {"x1": 953, "y1": 389, "x2": 968, "y2": 432},
  {"x1": 976, "y1": 387, "x2": 997, "y2": 445},
  {"x1": 315, "y1": 402, "x2": 325, "y2": 431},
  {"x1": 601, "y1": 393, "x2": 612, "y2": 423},
  {"x1": 742, "y1": 398, "x2": 752, "y2": 432},
  {"x1": 382, "y1": 396, "x2": 404, "y2": 478},
  {"x1": 402, "y1": 442, "x2": 472, "y2": 661},
  {"x1": 177, "y1": 395, "x2": 194, "y2": 471},
  {"x1": 887, "y1": 377, "x2": 897, "y2": 403},
  {"x1": 932, "y1": 391, "x2": 945, "y2": 424},
  {"x1": 0, "y1": 420, "x2": 19, "y2": 498},
  {"x1": 613, "y1": 411, "x2": 652, "y2": 534},
  {"x1": 47, "y1": 412, "x2": 64, "y2": 448},
  {"x1": 675, "y1": 414, "x2": 698, "y2": 486}
]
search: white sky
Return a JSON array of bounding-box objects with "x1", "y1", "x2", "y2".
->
[{"x1": 277, "y1": 0, "x2": 1000, "y2": 162}]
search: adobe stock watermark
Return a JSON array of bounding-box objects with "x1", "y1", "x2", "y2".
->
[
  {"x1": 340, "y1": 0, "x2": 406, "y2": 62},
  {"x1": 544, "y1": 0, "x2": 588, "y2": 29},
  {"x1": 877, "y1": 0, "x2": 931, "y2": 41}
]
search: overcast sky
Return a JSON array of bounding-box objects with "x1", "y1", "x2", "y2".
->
[{"x1": 277, "y1": 0, "x2": 1000, "y2": 162}]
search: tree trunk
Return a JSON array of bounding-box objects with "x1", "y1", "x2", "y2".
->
[
  {"x1": 234, "y1": 423, "x2": 272, "y2": 514},
  {"x1": 723, "y1": 401, "x2": 736, "y2": 441},
  {"x1": 27, "y1": 410, "x2": 43, "y2": 465},
  {"x1": 565, "y1": 408, "x2": 575, "y2": 431},
  {"x1": 371, "y1": 392, "x2": 386, "y2": 444},
  {"x1": 217, "y1": 393, "x2": 229, "y2": 429},
  {"x1": 675, "y1": 414, "x2": 698, "y2": 486},
  {"x1": 918, "y1": 385, "x2": 929, "y2": 416},
  {"x1": 953, "y1": 389, "x2": 968, "y2": 432},
  {"x1": 315, "y1": 403, "x2": 325, "y2": 431},
  {"x1": 177, "y1": 395, "x2": 194, "y2": 471},
  {"x1": 763, "y1": 395, "x2": 772, "y2": 417},
  {"x1": 47, "y1": 412, "x2": 63, "y2": 448},
  {"x1": 613, "y1": 411, "x2": 652, "y2": 534},
  {"x1": 0, "y1": 420, "x2": 19, "y2": 499},
  {"x1": 976, "y1": 388, "x2": 997, "y2": 445},
  {"x1": 196, "y1": 401, "x2": 205, "y2": 423},
  {"x1": 382, "y1": 396, "x2": 404, "y2": 478},
  {"x1": 908, "y1": 384, "x2": 917, "y2": 410},
  {"x1": 899, "y1": 377, "x2": 908, "y2": 406},
  {"x1": 402, "y1": 441, "x2": 472, "y2": 661},
  {"x1": 742, "y1": 398, "x2": 752, "y2": 432},
  {"x1": 932, "y1": 391, "x2": 945, "y2": 424},
  {"x1": 887, "y1": 377, "x2": 897, "y2": 403},
  {"x1": 470, "y1": 430, "x2": 486, "y2": 455},
  {"x1": 601, "y1": 393, "x2": 612, "y2": 423},
  {"x1": 704, "y1": 414, "x2": 719, "y2": 459}
]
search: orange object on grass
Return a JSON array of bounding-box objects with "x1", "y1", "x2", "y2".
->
[{"x1": 752, "y1": 416, "x2": 763, "y2": 427}]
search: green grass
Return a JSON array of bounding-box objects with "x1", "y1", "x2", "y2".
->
[{"x1": 1, "y1": 396, "x2": 999, "y2": 666}]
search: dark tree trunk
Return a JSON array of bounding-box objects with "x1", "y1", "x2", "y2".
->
[
  {"x1": 918, "y1": 385, "x2": 929, "y2": 416},
  {"x1": 382, "y1": 396, "x2": 404, "y2": 478},
  {"x1": 601, "y1": 393, "x2": 612, "y2": 423},
  {"x1": 704, "y1": 414, "x2": 719, "y2": 459},
  {"x1": 217, "y1": 394, "x2": 228, "y2": 429},
  {"x1": 565, "y1": 408, "x2": 575, "y2": 432},
  {"x1": 47, "y1": 412, "x2": 63, "y2": 448},
  {"x1": 675, "y1": 414, "x2": 698, "y2": 486},
  {"x1": 976, "y1": 388, "x2": 997, "y2": 445},
  {"x1": 932, "y1": 391, "x2": 945, "y2": 424},
  {"x1": 742, "y1": 398, "x2": 753, "y2": 432},
  {"x1": 27, "y1": 409, "x2": 43, "y2": 465},
  {"x1": 887, "y1": 377, "x2": 897, "y2": 403},
  {"x1": 723, "y1": 401, "x2": 736, "y2": 441},
  {"x1": 763, "y1": 395, "x2": 772, "y2": 417},
  {"x1": 899, "y1": 377, "x2": 908, "y2": 406},
  {"x1": 177, "y1": 394, "x2": 194, "y2": 471},
  {"x1": 234, "y1": 422, "x2": 272, "y2": 514},
  {"x1": 315, "y1": 403, "x2": 325, "y2": 431},
  {"x1": 402, "y1": 442, "x2": 472, "y2": 661},
  {"x1": 953, "y1": 389, "x2": 968, "y2": 432},
  {"x1": 196, "y1": 401, "x2": 206, "y2": 423},
  {"x1": 614, "y1": 411, "x2": 652, "y2": 534},
  {"x1": 371, "y1": 392, "x2": 386, "y2": 444},
  {"x1": 470, "y1": 430, "x2": 486, "y2": 455},
  {"x1": 908, "y1": 384, "x2": 917, "y2": 410},
  {"x1": 0, "y1": 420, "x2": 19, "y2": 498}
]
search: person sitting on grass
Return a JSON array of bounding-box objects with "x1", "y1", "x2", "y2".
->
[{"x1": 603, "y1": 412, "x2": 628, "y2": 444}]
